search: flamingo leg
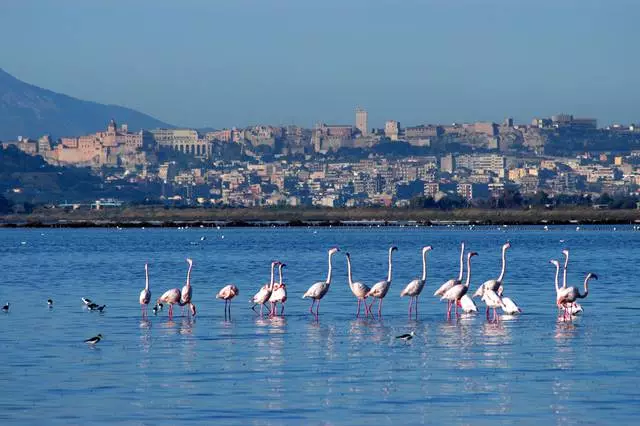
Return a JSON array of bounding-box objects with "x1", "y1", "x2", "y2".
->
[
  {"x1": 356, "y1": 299, "x2": 361, "y2": 317},
  {"x1": 316, "y1": 300, "x2": 320, "y2": 318},
  {"x1": 415, "y1": 297, "x2": 419, "y2": 319},
  {"x1": 280, "y1": 303, "x2": 285, "y2": 316},
  {"x1": 378, "y1": 298, "x2": 383, "y2": 318},
  {"x1": 309, "y1": 299, "x2": 316, "y2": 315},
  {"x1": 447, "y1": 300, "x2": 452, "y2": 318},
  {"x1": 408, "y1": 297, "x2": 413, "y2": 317}
]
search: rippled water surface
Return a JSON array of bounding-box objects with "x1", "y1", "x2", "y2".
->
[{"x1": 1, "y1": 226, "x2": 639, "y2": 424}]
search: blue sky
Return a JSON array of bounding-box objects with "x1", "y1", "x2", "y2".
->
[{"x1": 0, "y1": 0, "x2": 637, "y2": 128}]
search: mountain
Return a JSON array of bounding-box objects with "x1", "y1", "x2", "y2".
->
[{"x1": 0, "y1": 68, "x2": 173, "y2": 140}]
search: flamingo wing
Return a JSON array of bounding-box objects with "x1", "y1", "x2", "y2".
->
[
  {"x1": 501, "y1": 296, "x2": 521, "y2": 314},
  {"x1": 459, "y1": 294, "x2": 478, "y2": 313},
  {"x1": 401, "y1": 279, "x2": 421, "y2": 297},
  {"x1": 303, "y1": 281, "x2": 325, "y2": 299},
  {"x1": 442, "y1": 284, "x2": 465, "y2": 301},
  {"x1": 434, "y1": 279, "x2": 456, "y2": 296}
]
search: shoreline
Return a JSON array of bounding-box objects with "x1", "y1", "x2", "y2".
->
[{"x1": 2, "y1": 207, "x2": 640, "y2": 227}]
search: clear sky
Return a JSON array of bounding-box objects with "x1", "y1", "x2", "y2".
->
[{"x1": 0, "y1": 0, "x2": 637, "y2": 129}]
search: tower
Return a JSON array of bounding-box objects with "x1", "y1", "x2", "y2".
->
[{"x1": 355, "y1": 108, "x2": 368, "y2": 136}]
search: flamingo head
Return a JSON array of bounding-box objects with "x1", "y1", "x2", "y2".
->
[
  {"x1": 504, "y1": 241, "x2": 511, "y2": 249},
  {"x1": 550, "y1": 259, "x2": 560, "y2": 267},
  {"x1": 144, "y1": 263, "x2": 148, "y2": 270},
  {"x1": 423, "y1": 246, "x2": 433, "y2": 253},
  {"x1": 187, "y1": 258, "x2": 193, "y2": 266},
  {"x1": 271, "y1": 260, "x2": 280, "y2": 266},
  {"x1": 329, "y1": 247, "x2": 340, "y2": 255},
  {"x1": 345, "y1": 252, "x2": 351, "y2": 258},
  {"x1": 190, "y1": 303, "x2": 197, "y2": 316},
  {"x1": 562, "y1": 249, "x2": 569, "y2": 257},
  {"x1": 280, "y1": 263, "x2": 287, "y2": 269},
  {"x1": 497, "y1": 285, "x2": 504, "y2": 296},
  {"x1": 468, "y1": 251, "x2": 478, "y2": 259},
  {"x1": 390, "y1": 246, "x2": 398, "y2": 252},
  {"x1": 587, "y1": 273, "x2": 598, "y2": 280}
]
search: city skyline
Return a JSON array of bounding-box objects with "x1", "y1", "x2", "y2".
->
[{"x1": 1, "y1": 0, "x2": 638, "y2": 129}]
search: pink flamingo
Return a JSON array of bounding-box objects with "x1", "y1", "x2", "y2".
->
[
  {"x1": 252, "y1": 261, "x2": 279, "y2": 316},
  {"x1": 441, "y1": 252, "x2": 478, "y2": 318},
  {"x1": 269, "y1": 263, "x2": 288, "y2": 316},
  {"x1": 139, "y1": 263, "x2": 151, "y2": 316},
  {"x1": 400, "y1": 246, "x2": 433, "y2": 319},
  {"x1": 303, "y1": 247, "x2": 340, "y2": 320},
  {"x1": 181, "y1": 258, "x2": 194, "y2": 316},
  {"x1": 557, "y1": 272, "x2": 597, "y2": 318},
  {"x1": 216, "y1": 284, "x2": 239, "y2": 319},
  {"x1": 345, "y1": 252, "x2": 372, "y2": 318},
  {"x1": 366, "y1": 246, "x2": 398, "y2": 318},
  {"x1": 157, "y1": 288, "x2": 181, "y2": 319},
  {"x1": 434, "y1": 242, "x2": 465, "y2": 314}
]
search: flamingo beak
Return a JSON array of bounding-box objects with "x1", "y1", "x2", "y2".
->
[{"x1": 591, "y1": 274, "x2": 598, "y2": 280}]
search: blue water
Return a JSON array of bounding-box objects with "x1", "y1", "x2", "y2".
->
[{"x1": 0, "y1": 226, "x2": 639, "y2": 424}]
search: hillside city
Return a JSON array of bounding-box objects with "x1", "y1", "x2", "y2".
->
[{"x1": 3, "y1": 108, "x2": 640, "y2": 210}]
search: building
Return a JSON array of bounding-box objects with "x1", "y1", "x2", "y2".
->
[
  {"x1": 151, "y1": 128, "x2": 211, "y2": 158},
  {"x1": 355, "y1": 108, "x2": 368, "y2": 136},
  {"x1": 384, "y1": 120, "x2": 400, "y2": 141},
  {"x1": 455, "y1": 155, "x2": 506, "y2": 176},
  {"x1": 440, "y1": 154, "x2": 455, "y2": 173},
  {"x1": 457, "y1": 183, "x2": 490, "y2": 200},
  {"x1": 51, "y1": 120, "x2": 153, "y2": 167}
]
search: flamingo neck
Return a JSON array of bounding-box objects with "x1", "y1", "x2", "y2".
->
[
  {"x1": 579, "y1": 276, "x2": 590, "y2": 298},
  {"x1": 421, "y1": 250, "x2": 427, "y2": 282},
  {"x1": 269, "y1": 263, "x2": 276, "y2": 290},
  {"x1": 326, "y1": 251, "x2": 335, "y2": 284},
  {"x1": 497, "y1": 245, "x2": 508, "y2": 283},
  {"x1": 457, "y1": 243, "x2": 465, "y2": 282},
  {"x1": 554, "y1": 263, "x2": 560, "y2": 293},
  {"x1": 346, "y1": 256, "x2": 354, "y2": 286},
  {"x1": 278, "y1": 265, "x2": 284, "y2": 286},
  {"x1": 563, "y1": 252, "x2": 569, "y2": 288},
  {"x1": 186, "y1": 263, "x2": 193, "y2": 288},
  {"x1": 465, "y1": 255, "x2": 473, "y2": 287},
  {"x1": 145, "y1": 267, "x2": 149, "y2": 290},
  {"x1": 387, "y1": 249, "x2": 394, "y2": 283}
]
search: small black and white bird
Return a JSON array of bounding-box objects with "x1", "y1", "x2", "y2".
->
[
  {"x1": 84, "y1": 334, "x2": 103, "y2": 345},
  {"x1": 87, "y1": 302, "x2": 99, "y2": 310},
  {"x1": 47, "y1": 299, "x2": 54, "y2": 307},
  {"x1": 88, "y1": 304, "x2": 106, "y2": 312},
  {"x1": 82, "y1": 297, "x2": 93, "y2": 306},
  {"x1": 396, "y1": 331, "x2": 415, "y2": 342},
  {"x1": 2, "y1": 302, "x2": 9, "y2": 312},
  {"x1": 152, "y1": 304, "x2": 160, "y2": 315}
]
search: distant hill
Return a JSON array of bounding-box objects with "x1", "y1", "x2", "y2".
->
[{"x1": 0, "y1": 68, "x2": 173, "y2": 140}]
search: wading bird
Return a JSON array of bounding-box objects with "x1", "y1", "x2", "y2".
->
[
  {"x1": 252, "y1": 261, "x2": 279, "y2": 316},
  {"x1": 216, "y1": 284, "x2": 239, "y2": 320},
  {"x1": 303, "y1": 247, "x2": 340, "y2": 319},
  {"x1": 366, "y1": 246, "x2": 399, "y2": 318},
  {"x1": 139, "y1": 263, "x2": 151, "y2": 316},
  {"x1": 400, "y1": 246, "x2": 433, "y2": 319},
  {"x1": 269, "y1": 262, "x2": 288, "y2": 316},
  {"x1": 442, "y1": 252, "x2": 478, "y2": 318},
  {"x1": 345, "y1": 252, "x2": 372, "y2": 318},
  {"x1": 434, "y1": 242, "x2": 465, "y2": 313}
]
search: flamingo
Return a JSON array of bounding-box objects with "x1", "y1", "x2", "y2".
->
[
  {"x1": 180, "y1": 258, "x2": 194, "y2": 315},
  {"x1": 434, "y1": 242, "x2": 465, "y2": 313},
  {"x1": 561, "y1": 249, "x2": 582, "y2": 313},
  {"x1": 157, "y1": 288, "x2": 181, "y2": 319},
  {"x1": 497, "y1": 286, "x2": 521, "y2": 315},
  {"x1": 557, "y1": 272, "x2": 597, "y2": 317},
  {"x1": 473, "y1": 241, "x2": 511, "y2": 305},
  {"x1": 302, "y1": 247, "x2": 340, "y2": 319},
  {"x1": 400, "y1": 246, "x2": 433, "y2": 318},
  {"x1": 345, "y1": 252, "x2": 372, "y2": 318},
  {"x1": 441, "y1": 252, "x2": 478, "y2": 317},
  {"x1": 216, "y1": 284, "x2": 239, "y2": 319},
  {"x1": 139, "y1": 263, "x2": 151, "y2": 316},
  {"x1": 252, "y1": 261, "x2": 279, "y2": 316},
  {"x1": 459, "y1": 295, "x2": 478, "y2": 313},
  {"x1": 481, "y1": 288, "x2": 506, "y2": 321},
  {"x1": 366, "y1": 246, "x2": 399, "y2": 318},
  {"x1": 269, "y1": 262, "x2": 288, "y2": 316}
]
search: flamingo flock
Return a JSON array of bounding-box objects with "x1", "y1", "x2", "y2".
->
[{"x1": 130, "y1": 243, "x2": 596, "y2": 324}]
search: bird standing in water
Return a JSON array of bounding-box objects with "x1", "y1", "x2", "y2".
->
[
  {"x1": 396, "y1": 331, "x2": 415, "y2": 342},
  {"x1": 84, "y1": 334, "x2": 103, "y2": 345}
]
